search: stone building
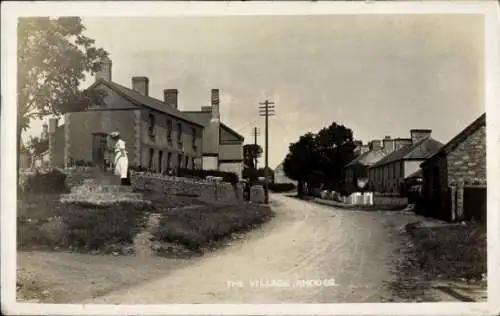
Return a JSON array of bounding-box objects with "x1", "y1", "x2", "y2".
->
[
  {"x1": 182, "y1": 92, "x2": 245, "y2": 178},
  {"x1": 368, "y1": 130, "x2": 443, "y2": 194},
  {"x1": 345, "y1": 137, "x2": 412, "y2": 193},
  {"x1": 420, "y1": 113, "x2": 486, "y2": 221},
  {"x1": 51, "y1": 57, "x2": 205, "y2": 172}
]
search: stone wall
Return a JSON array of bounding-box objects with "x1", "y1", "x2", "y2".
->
[{"x1": 447, "y1": 125, "x2": 486, "y2": 185}]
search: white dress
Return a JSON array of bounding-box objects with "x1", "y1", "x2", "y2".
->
[{"x1": 114, "y1": 139, "x2": 129, "y2": 179}]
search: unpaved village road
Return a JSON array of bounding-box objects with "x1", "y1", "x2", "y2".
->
[{"x1": 88, "y1": 194, "x2": 426, "y2": 304}]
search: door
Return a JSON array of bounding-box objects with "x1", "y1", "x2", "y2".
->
[{"x1": 92, "y1": 133, "x2": 108, "y2": 168}]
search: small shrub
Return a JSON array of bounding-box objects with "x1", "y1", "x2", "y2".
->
[
  {"x1": 22, "y1": 169, "x2": 68, "y2": 195},
  {"x1": 269, "y1": 183, "x2": 296, "y2": 193}
]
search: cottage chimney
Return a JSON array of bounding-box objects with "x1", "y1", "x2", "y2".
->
[
  {"x1": 132, "y1": 76, "x2": 149, "y2": 96},
  {"x1": 360, "y1": 144, "x2": 369, "y2": 154},
  {"x1": 382, "y1": 136, "x2": 395, "y2": 153},
  {"x1": 368, "y1": 139, "x2": 382, "y2": 151},
  {"x1": 354, "y1": 141, "x2": 363, "y2": 154},
  {"x1": 95, "y1": 57, "x2": 112, "y2": 82},
  {"x1": 394, "y1": 138, "x2": 412, "y2": 150},
  {"x1": 163, "y1": 89, "x2": 178, "y2": 109},
  {"x1": 211, "y1": 89, "x2": 220, "y2": 120},
  {"x1": 410, "y1": 129, "x2": 432, "y2": 144}
]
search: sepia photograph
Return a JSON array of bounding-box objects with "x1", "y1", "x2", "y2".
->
[{"x1": 1, "y1": 1, "x2": 499, "y2": 315}]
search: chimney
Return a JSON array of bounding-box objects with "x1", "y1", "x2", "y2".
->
[
  {"x1": 410, "y1": 129, "x2": 432, "y2": 144},
  {"x1": 95, "y1": 57, "x2": 112, "y2": 82},
  {"x1": 382, "y1": 136, "x2": 395, "y2": 153},
  {"x1": 163, "y1": 89, "x2": 178, "y2": 109},
  {"x1": 132, "y1": 76, "x2": 149, "y2": 96},
  {"x1": 360, "y1": 145, "x2": 369, "y2": 154},
  {"x1": 368, "y1": 139, "x2": 382, "y2": 151},
  {"x1": 394, "y1": 138, "x2": 412, "y2": 150},
  {"x1": 211, "y1": 89, "x2": 220, "y2": 120}
]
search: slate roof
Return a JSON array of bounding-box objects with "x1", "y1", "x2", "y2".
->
[
  {"x1": 345, "y1": 149, "x2": 389, "y2": 168},
  {"x1": 87, "y1": 78, "x2": 205, "y2": 128},
  {"x1": 421, "y1": 113, "x2": 486, "y2": 167},
  {"x1": 183, "y1": 111, "x2": 244, "y2": 141},
  {"x1": 370, "y1": 136, "x2": 444, "y2": 168}
]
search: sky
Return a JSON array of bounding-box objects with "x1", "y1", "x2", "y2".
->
[{"x1": 27, "y1": 14, "x2": 484, "y2": 169}]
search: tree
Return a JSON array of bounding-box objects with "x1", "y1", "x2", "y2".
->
[
  {"x1": 315, "y1": 122, "x2": 357, "y2": 192},
  {"x1": 283, "y1": 132, "x2": 322, "y2": 196},
  {"x1": 243, "y1": 144, "x2": 263, "y2": 169},
  {"x1": 17, "y1": 17, "x2": 109, "y2": 175},
  {"x1": 26, "y1": 135, "x2": 49, "y2": 156}
]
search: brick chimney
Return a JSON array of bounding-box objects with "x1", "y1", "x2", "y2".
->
[
  {"x1": 394, "y1": 138, "x2": 412, "y2": 150},
  {"x1": 132, "y1": 76, "x2": 149, "y2": 96},
  {"x1": 368, "y1": 139, "x2": 382, "y2": 151},
  {"x1": 211, "y1": 89, "x2": 220, "y2": 120},
  {"x1": 360, "y1": 144, "x2": 369, "y2": 154},
  {"x1": 382, "y1": 136, "x2": 395, "y2": 153},
  {"x1": 163, "y1": 89, "x2": 178, "y2": 109},
  {"x1": 95, "y1": 57, "x2": 112, "y2": 82},
  {"x1": 410, "y1": 129, "x2": 432, "y2": 144}
]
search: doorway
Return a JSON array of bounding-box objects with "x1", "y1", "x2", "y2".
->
[{"x1": 92, "y1": 132, "x2": 108, "y2": 169}]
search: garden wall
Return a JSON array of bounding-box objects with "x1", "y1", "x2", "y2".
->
[{"x1": 373, "y1": 193, "x2": 408, "y2": 206}]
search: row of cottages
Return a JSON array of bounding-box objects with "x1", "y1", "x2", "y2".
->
[
  {"x1": 344, "y1": 137, "x2": 414, "y2": 192},
  {"x1": 49, "y1": 57, "x2": 245, "y2": 177},
  {"x1": 420, "y1": 113, "x2": 486, "y2": 222},
  {"x1": 368, "y1": 130, "x2": 443, "y2": 194}
]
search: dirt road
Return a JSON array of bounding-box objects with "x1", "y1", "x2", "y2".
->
[{"x1": 86, "y1": 194, "x2": 429, "y2": 304}]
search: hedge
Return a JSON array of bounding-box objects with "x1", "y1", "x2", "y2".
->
[
  {"x1": 268, "y1": 183, "x2": 296, "y2": 193},
  {"x1": 21, "y1": 169, "x2": 69, "y2": 195}
]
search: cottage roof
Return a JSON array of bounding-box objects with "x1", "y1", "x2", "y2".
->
[
  {"x1": 421, "y1": 113, "x2": 486, "y2": 167},
  {"x1": 88, "y1": 79, "x2": 205, "y2": 128},
  {"x1": 345, "y1": 149, "x2": 388, "y2": 168},
  {"x1": 182, "y1": 111, "x2": 245, "y2": 141},
  {"x1": 370, "y1": 136, "x2": 443, "y2": 168}
]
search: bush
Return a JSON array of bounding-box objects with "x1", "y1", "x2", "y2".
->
[
  {"x1": 269, "y1": 183, "x2": 296, "y2": 193},
  {"x1": 176, "y1": 168, "x2": 239, "y2": 186},
  {"x1": 21, "y1": 169, "x2": 68, "y2": 195},
  {"x1": 154, "y1": 204, "x2": 274, "y2": 250}
]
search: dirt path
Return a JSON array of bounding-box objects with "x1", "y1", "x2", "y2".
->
[{"x1": 86, "y1": 194, "x2": 424, "y2": 304}]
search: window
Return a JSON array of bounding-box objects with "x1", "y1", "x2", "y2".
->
[
  {"x1": 148, "y1": 148, "x2": 154, "y2": 171},
  {"x1": 167, "y1": 152, "x2": 172, "y2": 170},
  {"x1": 158, "y1": 150, "x2": 164, "y2": 173},
  {"x1": 167, "y1": 119, "x2": 172, "y2": 144},
  {"x1": 177, "y1": 123, "x2": 183, "y2": 145},
  {"x1": 185, "y1": 156, "x2": 189, "y2": 169},
  {"x1": 148, "y1": 114, "x2": 155, "y2": 139},
  {"x1": 393, "y1": 164, "x2": 397, "y2": 179},
  {"x1": 192, "y1": 127, "x2": 197, "y2": 150},
  {"x1": 177, "y1": 154, "x2": 182, "y2": 169},
  {"x1": 191, "y1": 157, "x2": 196, "y2": 170}
]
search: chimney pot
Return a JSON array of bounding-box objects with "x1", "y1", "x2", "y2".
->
[
  {"x1": 95, "y1": 57, "x2": 112, "y2": 82},
  {"x1": 164, "y1": 89, "x2": 178, "y2": 109},
  {"x1": 410, "y1": 129, "x2": 432, "y2": 144},
  {"x1": 132, "y1": 76, "x2": 149, "y2": 96}
]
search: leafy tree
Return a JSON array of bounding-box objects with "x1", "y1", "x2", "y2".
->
[
  {"x1": 283, "y1": 132, "x2": 322, "y2": 196},
  {"x1": 243, "y1": 144, "x2": 263, "y2": 169},
  {"x1": 26, "y1": 135, "x2": 49, "y2": 156},
  {"x1": 17, "y1": 17, "x2": 109, "y2": 175},
  {"x1": 315, "y1": 122, "x2": 357, "y2": 192}
]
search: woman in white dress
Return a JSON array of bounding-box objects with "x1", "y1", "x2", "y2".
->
[{"x1": 109, "y1": 131, "x2": 130, "y2": 185}]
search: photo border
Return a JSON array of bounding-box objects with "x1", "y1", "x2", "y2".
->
[{"x1": 1, "y1": 1, "x2": 499, "y2": 315}]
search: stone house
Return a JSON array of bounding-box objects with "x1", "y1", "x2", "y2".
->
[
  {"x1": 273, "y1": 161, "x2": 297, "y2": 185},
  {"x1": 51, "y1": 57, "x2": 205, "y2": 172},
  {"x1": 182, "y1": 93, "x2": 245, "y2": 178},
  {"x1": 345, "y1": 137, "x2": 411, "y2": 192},
  {"x1": 368, "y1": 130, "x2": 443, "y2": 194},
  {"x1": 420, "y1": 113, "x2": 486, "y2": 221}
]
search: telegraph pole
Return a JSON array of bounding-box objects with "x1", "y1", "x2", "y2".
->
[
  {"x1": 259, "y1": 100, "x2": 275, "y2": 204},
  {"x1": 252, "y1": 127, "x2": 260, "y2": 168}
]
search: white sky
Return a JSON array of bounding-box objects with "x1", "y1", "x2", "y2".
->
[{"x1": 27, "y1": 14, "x2": 484, "y2": 169}]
